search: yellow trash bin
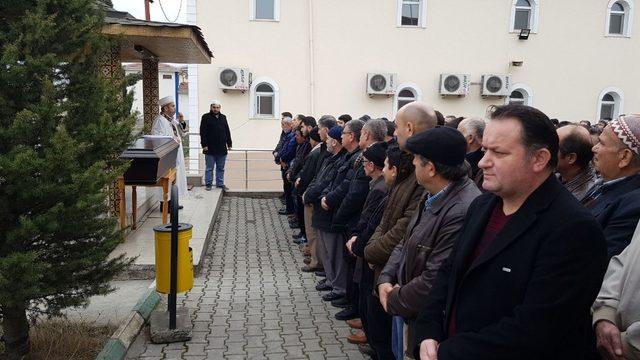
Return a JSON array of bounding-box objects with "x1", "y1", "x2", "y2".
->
[{"x1": 153, "y1": 223, "x2": 194, "y2": 294}]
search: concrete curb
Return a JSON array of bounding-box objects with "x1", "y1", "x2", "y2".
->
[
  {"x1": 194, "y1": 189, "x2": 224, "y2": 276},
  {"x1": 96, "y1": 282, "x2": 160, "y2": 360}
]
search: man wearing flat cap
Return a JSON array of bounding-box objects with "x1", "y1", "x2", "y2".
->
[
  {"x1": 412, "y1": 104, "x2": 607, "y2": 360},
  {"x1": 583, "y1": 114, "x2": 640, "y2": 259},
  {"x1": 377, "y1": 127, "x2": 480, "y2": 359},
  {"x1": 152, "y1": 96, "x2": 189, "y2": 202},
  {"x1": 200, "y1": 100, "x2": 232, "y2": 190}
]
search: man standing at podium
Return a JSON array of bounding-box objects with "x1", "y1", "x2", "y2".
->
[
  {"x1": 200, "y1": 100, "x2": 233, "y2": 191},
  {"x1": 152, "y1": 96, "x2": 189, "y2": 203}
]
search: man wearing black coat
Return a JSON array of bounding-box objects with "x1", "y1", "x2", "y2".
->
[
  {"x1": 413, "y1": 104, "x2": 608, "y2": 360},
  {"x1": 200, "y1": 101, "x2": 232, "y2": 190}
]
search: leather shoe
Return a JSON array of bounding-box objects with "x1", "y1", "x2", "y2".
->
[
  {"x1": 322, "y1": 292, "x2": 344, "y2": 302},
  {"x1": 331, "y1": 297, "x2": 350, "y2": 308},
  {"x1": 358, "y1": 344, "x2": 376, "y2": 357},
  {"x1": 347, "y1": 330, "x2": 367, "y2": 344},
  {"x1": 346, "y1": 318, "x2": 363, "y2": 329},
  {"x1": 278, "y1": 208, "x2": 293, "y2": 215},
  {"x1": 315, "y1": 282, "x2": 332, "y2": 291},
  {"x1": 303, "y1": 258, "x2": 311, "y2": 265},
  {"x1": 314, "y1": 271, "x2": 326, "y2": 277},
  {"x1": 292, "y1": 232, "x2": 304, "y2": 239},
  {"x1": 335, "y1": 306, "x2": 358, "y2": 320},
  {"x1": 302, "y1": 265, "x2": 321, "y2": 272},
  {"x1": 289, "y1": 222, "x2": 299, "y2": 229}
]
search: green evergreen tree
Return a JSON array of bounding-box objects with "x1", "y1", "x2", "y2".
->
[{"x1": 0, "y1": 1, "x2": 136, "y2": 357}]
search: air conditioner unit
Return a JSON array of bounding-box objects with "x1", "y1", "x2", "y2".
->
[
  {"x1": 218, "y1": 67, "x2": 251, "y2": 92},
  {"x1": 439, "y1": 74, "x2": 471, "y2": 96},
  {"x1": 367, "y1": 73, "x2": 397, "y2": 96},
  {"x1": 481, "y1": 74, "x2": 512, "y2": 97}
]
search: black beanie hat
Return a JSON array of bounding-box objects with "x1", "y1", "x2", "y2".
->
[{"x1": 363, "y1": 142, "x2": 388, "y2": 168}]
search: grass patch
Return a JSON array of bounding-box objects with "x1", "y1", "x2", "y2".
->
[{"x1": 0, "y1": 319, "x2": 116, "y2": 360}]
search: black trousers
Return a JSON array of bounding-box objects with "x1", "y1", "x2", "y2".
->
[
  {"x1": 366, "y1": 280, "x2": 394, "y2": 360},
  {"x1": 294, "y1": 190, "x2": 305, "y2": 236},
  {"x1": 281, "y1": 168, "x2": 294, "y2": 213},
  {"x1": 345, "y1": 254, "x2": 358, "y2": 312}
]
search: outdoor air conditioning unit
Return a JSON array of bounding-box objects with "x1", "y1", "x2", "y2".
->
[
  {"x1": 481, "y1": 74, "x2": 512, "y2": 97},
  {"x1": 218, "y1": 67, "x2": 251, "y2": 92},
  {"x1": 367, "y1": 73, "x2": 397, "y2": 96},
  {"x1": 439, "y1": 74, "x2": 471, "y2": 96}
]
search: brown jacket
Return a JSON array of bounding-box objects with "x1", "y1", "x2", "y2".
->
[
  {"x1": 378, "y1": 177, "x2": 480, "y2": 319},
  {"x1": 364, "y1": 172, "x2": 423, "y2": 281}
]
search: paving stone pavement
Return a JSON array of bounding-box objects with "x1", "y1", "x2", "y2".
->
[{"x1": 127, "y1": 196, "x2": 370, "y2": 360}]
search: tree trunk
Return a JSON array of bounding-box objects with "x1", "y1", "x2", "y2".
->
[{"x1": 1, "y1": 304, "x2": 30, "y2": 360}]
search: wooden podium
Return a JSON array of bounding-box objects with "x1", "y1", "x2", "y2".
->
[{"x1": 118, "y1": 167, "x2": 177, "y2": 230}]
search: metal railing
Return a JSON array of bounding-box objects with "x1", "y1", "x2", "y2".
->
[{"x1": 183, "y1": 133, "x2": 282, "y2": 191}]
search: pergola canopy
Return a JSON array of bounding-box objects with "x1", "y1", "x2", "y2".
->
[{"x1": 102, "y1": 5, "x2": 213, "y2": 64}]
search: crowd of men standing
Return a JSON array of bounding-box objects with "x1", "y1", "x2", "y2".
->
[{"x1": 272, "y1": 103, "x2": 640, "y2": 360}]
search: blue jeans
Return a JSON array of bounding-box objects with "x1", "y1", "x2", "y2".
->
[
  {"x1": 205, "y1": 154, "x2": 226, "y2": 187},
  {"x1": 392, "y1": 316, "x2": 404, "y2": 360}
]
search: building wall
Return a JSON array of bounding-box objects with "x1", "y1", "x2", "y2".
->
[{"x1": 194, "y1": 0, "x2": 640, "y2": 149}]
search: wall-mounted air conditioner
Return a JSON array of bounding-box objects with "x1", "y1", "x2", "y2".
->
[
  {"x1": 367, "y1": 73, "x2": 397, "y2": 96},
  {"x1": 481, "y1": 74, "x2": 512, "y2": 97},
  {"x1": 439, "y1": 74, "x2": 471, "y2": 96},
  {"x1": 218, "y1": 67, "x2": 251, "y2": 92}
]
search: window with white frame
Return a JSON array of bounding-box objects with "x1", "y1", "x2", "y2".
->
[
  {"x1": 394, "y1": 83, "x2": 422, "y2": 114},
  {"x1": 506, "y1": 84, "x2": 533, "y2": 106},
  {"x1": 607, "y1": 0, "x2": 634, "y2": 36},
  {"x1": 250, "y1": 77, "x2": 279, "y2": 119},
  {"x1": 599, "y1": 92, "x2": 623, "y2": 120},
  {"x1": 255, "y1": 83, "x2": 274, "y2": 116},
  {"x1": 510, "y1": 0, "x2": 539, "y2": 32},
  {"x1": 397, "y1": 89, "x2": 416, "y2": 110},
  {"x1": 397, "y1": 0, "x2": 426, "y2": 27},
  {"x1": 250, "y1": 0, "x2": 279, "y2": 21}
]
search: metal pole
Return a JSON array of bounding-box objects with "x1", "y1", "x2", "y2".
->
[
  {"x1": 245, "y1": 151, "x2": 249, "y2": 190},
  {"x1": 169, "y1": 185, "x2": 179, "y2": 329}
]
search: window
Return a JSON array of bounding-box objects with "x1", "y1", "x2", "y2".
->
[
  {"x1": 510, "y1": 0, "x2": 539, "y2": 32},
  {"x1": 597, "y1": 88, "x2": 624, "y2": 120},
  {"x1": 397, "y1": 0, "x2": 427, "y2": 27},
  {"x1": 249, "y1": 77, "x2": 279, "y2": 119},
  {"x1": 250, "y1": 0, "x2": 280, "y2": 21},
  {"x1": 256, "y1": 83, "x2": 274, "y2": 116},
  {"x1": 606, "y1": 0, "x2": 634, "y2": 37},
  {"x1": 394, "y1": 83, "x2": 422, "y2": 115},
  {"x1": 506, "y1": 84, "x2": 533, "y2": 106}
]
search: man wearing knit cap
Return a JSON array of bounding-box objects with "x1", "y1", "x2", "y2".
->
[
  {"x1": 152, "y1": 96, "x2": 189, "y2": 203},
  {"x1": 378, "y1": 127, "x2": 480, "y2": 359},
  {"x1": 304, "y1": 126, "x2": 347, "y2": 297},
  {"x1": 583, "y1": 114, "x2": 640, "y2": 259}
]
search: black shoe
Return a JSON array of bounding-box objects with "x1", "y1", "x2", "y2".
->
[
  {"x1": 293, "y1": 236, "x2": 306, "y2": 244},
  {"x1": 315, "y1": 271, "x2": 326, "y2": 277},
  {"x1": 331, "y1": 297, "x2": 350, "y2": 308},
  {"x1": 205, "y1": 185, "x2": 212, "y2": 191},
  {"x1": 289, "y1": 222, "x2": 299, "y2": 229},
  {"x1": 301, "y1": 265, "x2": 321, "y2": 273},
  {"x1": 278, "y1": 208, "x2": 292, "y2": 215},
  {"x1": 335, "y1": 307, "x2": 358, "y2": 321},
  {"x1": 322, "y1": 292, "x2": 344, "y2": 302},
  {"x1": 216, "y1": 185, "x2": 229, "y2": 191},
  {"x1": 358, "y1": 344, "x2": 378, "y2": 358},
  {"x1": 315, "y1": 282, "x2": 332, "y2": 291},
  {"x1": 292, "y1": 232, "x2": 304, "y2": 239}
]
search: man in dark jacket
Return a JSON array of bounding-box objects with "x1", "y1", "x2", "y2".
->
[
  {"x1": 300, "y1": 116, "x2": 337, "y2": 272},
  {"x1": 273, "y1": 112, "x2": 293, "y2": 164},
  {"x1": 583, "y1": 114, "x2": 640, "y2": 259},
  {"x1": 329, "y1": 119, "x2": 388, "y2": 322},
  {"x1": 377, "y1": 127, "x2": 481, "y2": 359},
  {"x1": 344, "y1": 141, "x2": 388, "y2": 345},
  {"x1": 200, "y1": 100, "x2": 232, "y2": 190},
  {"x1": 278, "y1": 116, "x2": 301, "y2": 215},
  {"x1": 413, "y1": 104, "x2": 608, "y2": 360},
  {"x1": 304, "y1": 126, "x2": 347, "y2": 293},
  {"x1": 317, "y1": 120, "x2": 365, "y2": 304}
]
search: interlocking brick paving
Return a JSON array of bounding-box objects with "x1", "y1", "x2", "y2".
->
[{"x1": 127, "y1": 196, "x2": 369, "y2": 359}]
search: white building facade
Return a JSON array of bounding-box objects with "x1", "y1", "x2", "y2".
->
[{"x1": 188, "y1": 0, "x2": 639, "y2": 149}]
